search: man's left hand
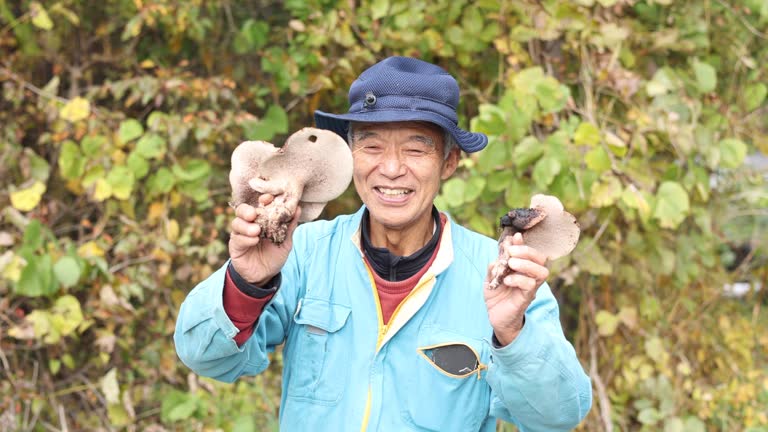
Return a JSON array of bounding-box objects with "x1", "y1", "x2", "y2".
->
[{"x1": 484, "y1": 232, "x2": 549, "y2": 346}]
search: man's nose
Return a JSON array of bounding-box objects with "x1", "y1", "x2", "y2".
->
[{"x1": 378, "y1": 147, "x2": 406, "y2": 177}]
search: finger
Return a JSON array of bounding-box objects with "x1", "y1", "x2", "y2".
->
[
  {"x1": 506, "y1": 257, "x2": 550, "y2": 281},
  {"x1": 235, "y1": 203, "x2": 258, "y2": 222},
  {"x1": 229, "y1": 232, "x2": 262, "y2": 249},
  {"x1": 511, "y1": 232, "x2": 524, "y2": 246},
  {"x1": 502, "y1": 273, "x2": 541, "y2": 294},
  {"x1": 504, "y1": 243, "x2": 548, "y2": 266},
  {"x1": 231, "y1": 217, "x2": 262, "y2": 237},
  {"x1": 258, "y1": 193, "x2": 274, "y2": 206}
]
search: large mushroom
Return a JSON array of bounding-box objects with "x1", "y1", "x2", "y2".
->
[
  {"x1": 488, "y1": 194, "x2": 580, "y2": 290},
  {"x1": 229, "y1": 127, "x2": 353, "y2": 244}
]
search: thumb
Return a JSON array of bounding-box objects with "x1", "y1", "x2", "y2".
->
[
  {"x1": 287, "y1": 206, "x2": 302, "y2": 233},
  {"x1": 511, "y1": 232, "x2": 524, "y2": 246}
]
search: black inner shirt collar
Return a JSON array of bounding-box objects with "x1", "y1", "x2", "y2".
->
[{"x1": 361, "y1": 207, "x2": 441, "y2": 282}]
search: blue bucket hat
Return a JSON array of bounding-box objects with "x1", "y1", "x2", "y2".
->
[{"x1": 314, "y1": 56, "x2": 488, "y2": 153}]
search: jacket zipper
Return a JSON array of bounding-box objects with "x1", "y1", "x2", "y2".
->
[{"x1": 359, "y1": 259, "x2": 434, "y2": 432}]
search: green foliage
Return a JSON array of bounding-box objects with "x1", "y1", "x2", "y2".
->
[{"x1": 1, "y1": 0, "x2": 766, "y2": 431}]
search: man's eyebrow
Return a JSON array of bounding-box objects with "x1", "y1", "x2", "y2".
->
[
  {"x1": 352, "y1": 130, "x2": 378, "y2": 142},
  {"x1": 409, "y1": 135, "x2": 435, "y2": 147}
]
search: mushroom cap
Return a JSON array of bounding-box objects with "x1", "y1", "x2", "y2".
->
[
  {"x1": 229, "y1": 128, "x2": 353, "y2": 220},
  {"x1": 282, "y1": 128, "x2": 354, "y2": 203},
  {"x1": 522, "y1": 194, "x2": 580, "y2": 260}
]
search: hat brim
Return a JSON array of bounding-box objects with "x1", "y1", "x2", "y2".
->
[{"x1": 314, "y1": 110, "x2": 488, "y2": 153}]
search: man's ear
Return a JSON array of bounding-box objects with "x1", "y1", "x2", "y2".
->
[{"x1": 440, "y1": 147, "x2": 460, "y2": 180}]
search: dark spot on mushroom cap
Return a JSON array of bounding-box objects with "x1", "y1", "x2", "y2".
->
[{"x1": 500, "y1": 208, "x2": 547, "y2": 231}]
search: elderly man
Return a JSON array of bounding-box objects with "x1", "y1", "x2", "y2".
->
[{"x1": 175, "y1": 57, "x2": 592, "y2": 431}]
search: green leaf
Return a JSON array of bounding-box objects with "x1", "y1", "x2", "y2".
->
[
  {"x1": 234, "y1": 19, "x2": 270, "y2": 53},
  {"x1": 81, "y1": 135, "x2": 107, "y2": 155},
  {"x1": 638, "y1": 407, "x2": 662, "y2": 425},
  {"x1": 243, "y1": 106, "x2": 288, "y2": 141},
  {"x1": 233, "y1": 416, "x2": 257, "y2": 432},
  {"x1": 441, "y1": 178, "x2": 466, "y2": 208},
  {"x1": 147, "y1": 168, "x2": 175, "y2": 196},
  {"x1": 15, "y1": 253, "x2": 56, "y2": 297},
  {"x1": 464, "y1": 177, "x2": 486, "y2": 202},
  {"x1": 118, "y1": 119, "x2": 144, "y2": 144},
  {"x1": 512, "y1": 136, "x2": 543, "y2": 169},
  {"x1": 487, "y1": 170, "x2": 515, "y2": 193},
  {"x1": 574, "y1": 122, "x2": 601, "y2": 147},
  {"x1": 664, "y1": 417, "x2": 684, "y2": 432},
  {"x1": 585, "y1": 146, "x2": 611, "y2": 172},
  {"x1": 503, "y1": 179, "x2": 529, "y2": 208},
  {"x1": 22, "y1": 219, "x2": 44, "y2": 251},
  {"x1": 161, "y1": 391, "x2": 199, "y2": 422},
  {"x1": 744, "y1": 83, "x2": 767, "y2": 111},
  {"x1": 59, "y1": 140, "x2": 85, "y2": 180},
  {"x1": 532, "y1": 156, "x2": 561, "y2": 189},
  {"x1": 370, "y1": 0, "x2": 390, "y2": 20},
  {"x1": 135, "y1": 134, "x2": 167, "y2": 159},
  {"x1": 683, "y1": 417, "x2": 706, "y2": 432},
  {"x1": 652, "y1": 181, "x2": 690, "y2": 229},
  {"x1": 127, "y1": 152, "x2": 150, "y2": 179},
  {"x1": 100, "y1": 368, "x2": 120, "y2": 404},
  {"x1": 645, "y1": 336, "x2": 666, "y2": 363},
  {"x1": 49, "y1": 295, "x2": 85, "y2": 340},
  {"x1": 470, "y1": 104, "x2": 507, "y2": 136},
  {"x1": 476, "y1": 136, "x2": 509, "y2": 173},
  {"x1": 172, "y1": 159, "x2": 211, "y2": 182},
  {"x1": 692, "y1": 59, "x2": 716, "y2": 93},
  {"x1": 574, "y1": 239, "x2": 612, "y2": 275},
  {"x1": 534, "y1": 78, "x2": 568, "y2": 113},
  {"x1": 718, "y1": 138, "x2": 747, "y2": 169},
  {"x1": 595, "y1": 310, "x2": 620, "y2": 336},
  {"x1": 589, "y1": 174, "x2": 623, "y2": 207},
  {"x1": 53, "y1": 256, "x2": 81, "y2": 289},
  {"x1": 106, "y1": 166, "x2": 135, "y2": 200},
  {"x1": 28, "y1": 149, "x2": 50, "y2": 182},
  {"x1": 30, "y1": 2, "x2": 53, "y2": 30}
]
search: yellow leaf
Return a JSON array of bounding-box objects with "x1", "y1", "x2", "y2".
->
[
  {"x1": 147, "y1": 202, "x2": 166, "y2": 224},
  {"x1": 10, "y1": 181, "x2": 46, "y2": 212},
  {"x1": 78, "y1": 241, "x2": 105, "y2": 258},
  {"x1": 30, "y1": 2, "x2": 53, "y2": 30},
  {"x1": 139, "y1": 59, "x2": 155, "y2": 68},
  {"x1": 165, "y1": 219, "x2": 179, "y2": 242},
  {"x1": 0, "y1": 251, "x2": 27, "y2": 282},
  {"x1": 93, "y1": 178, "x2": 112, "y2": 201},
  {"x1": 60, "y1": 97, "x2": 91, "y2": 122}
]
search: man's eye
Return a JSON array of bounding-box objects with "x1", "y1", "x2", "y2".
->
[
  {"x1": 405, "y1": 147, "x2": 428, "y2": 155},
  {"x1": 361, "y1": 144, "x2": 382, "y2": 153}
]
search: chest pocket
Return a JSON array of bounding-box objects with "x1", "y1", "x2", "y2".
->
[
  {"x1": 402, "y1": 325, "x2": 491, "y2": 431},
  {"x1": 286, "y1": 297, "x2": 351, "y2": 404}
]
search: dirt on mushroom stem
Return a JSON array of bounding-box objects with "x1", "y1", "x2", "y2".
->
[{"x1": 488, "y1": 207, "x2": 549, "y2": 290}]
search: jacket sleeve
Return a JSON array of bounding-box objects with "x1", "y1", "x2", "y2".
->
[
  {"x1": 485, "y1": 283, "x2": 593, "y2": 431},
  {"x1": 173, "y1": 243, "x2": 302, "y2": 383}
]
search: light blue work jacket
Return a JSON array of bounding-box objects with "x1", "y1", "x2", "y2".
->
[{"x1": 174, "y1": 207, "x2": 592, "y2": 431}]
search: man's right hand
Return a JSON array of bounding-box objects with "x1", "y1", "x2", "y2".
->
[{"x1": 228, "y1": 200, "x2": 301, "y2": 286}]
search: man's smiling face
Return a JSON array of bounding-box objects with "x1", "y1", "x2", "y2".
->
[{"x1": 350, "y1": 121, "x2": 459, "y2": 232}]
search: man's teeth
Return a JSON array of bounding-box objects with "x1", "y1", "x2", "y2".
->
[{"x1": 378, "y1": 188, "x2": 411, "y2": 196}]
